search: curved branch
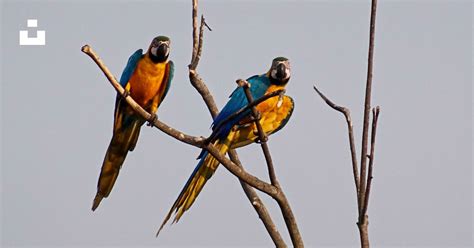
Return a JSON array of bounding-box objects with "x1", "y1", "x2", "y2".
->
[
  {"x1": 313, "y1": 85, "x2": 360, "y2": 199},
  {"x1": 81, "y1": 45, "x2": 203, "y2": 147},
  {"x1": 81, "y1": 44, "x2": 278, "y2": 196}
]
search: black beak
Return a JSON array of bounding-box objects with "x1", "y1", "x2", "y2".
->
[
  {"x1": 157, "y1": 43, "x2": 169, "y2": 56},
  {"x1": 276, "y1": 63, "x2": 286, "y2": 79}
]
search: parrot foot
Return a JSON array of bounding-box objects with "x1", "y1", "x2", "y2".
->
[
  {"x1": 255, "y1": 135, "x2": 268, "y2": 144},
  {"x1": 147, "y1": 114, "x2": 158, "y2": 127}
]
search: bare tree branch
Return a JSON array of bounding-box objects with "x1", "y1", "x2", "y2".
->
[
  {"x1": 81, "y1": 44, "x2": 279, "y2": 194},
  {"x1": 362, "y1": 106, "x2": 380, "y2": 218},
  {"x1": 185, "y1": 1, "x2": 286, "y2": 246},
  {"x1": 81, "y1": 45, "x2": 204, "y2": 147},
  {"x1": 238, "y1": 79, "x2": 304, "y2": 247},
  {"x1": 313, "y1": 0, "x2": 378, "y2": 247},
  {"x1": 313, "y1": 85, "x2": 360, "y2": 197},
  {"x1": 190, "y1": 0, "x2": 198, "y2": 64},
  {"x1": 357, "y1": 1, "x2": 378, "y2": 247},
  {"x1": 228, "y1": 150, "x2": 287, "y2": 247},
  {"x1": 81, "y1": 43, "x2": 287, "y2": 246},
  {"x1": 358, "y1": 0, "x2": 378, "y2": 218}
]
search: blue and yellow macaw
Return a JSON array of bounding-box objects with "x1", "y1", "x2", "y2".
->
[
  {"x1": 92, "y1": 36, "x2": 174, "y2": 211},
  {"x1": 157, "y1": 57, "x2": 294, "y2": 234}
]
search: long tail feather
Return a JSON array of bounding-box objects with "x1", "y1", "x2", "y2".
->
[
  {"x1": 156, "y1": 135, "x2": 233, "y2": 236},
  {"x1": 92, "y1": 120, "x2": 141, "y2": 211}
]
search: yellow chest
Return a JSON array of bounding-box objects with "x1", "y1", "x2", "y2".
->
[
  {"x1": 230, "y1": 85, "x2": 294, "y2": 148},
  {"x1": 128, "y1": 57, "x2": 167, "y2": 107},
  {"x1": 255, "y1": 85, "x2": 287, "y2": 115}
]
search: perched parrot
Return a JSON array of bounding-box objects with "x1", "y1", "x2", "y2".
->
[
  {"x1": 92, "y1": 36, "x2": 174, "y2": 211},
  {"x1": 157, "y1": 57, "x2": 294, "y2": 234}
]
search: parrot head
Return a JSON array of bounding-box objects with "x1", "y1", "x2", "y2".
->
[
  {"x1": 148, "y1": 36, "x2": 171, "y2": 63},
  {"x1": 269, "y1": 57, "x2": 291, "y2": 85}
]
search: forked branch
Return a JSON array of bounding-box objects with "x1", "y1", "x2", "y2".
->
[{"x1": 313, "y1": 0, "x2": 379, "y2": 247}]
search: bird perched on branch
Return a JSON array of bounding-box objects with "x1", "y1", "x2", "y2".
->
[
  {"x1": 92, "y1": 36, "x2": 174, "y2": 211},
  {"x1": 157, "y1": 57, "x2": 294, "y2": 234}
]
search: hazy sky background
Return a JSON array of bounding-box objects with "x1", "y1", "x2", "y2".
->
[{"x1": 1, "y1": 0, "x2": 472, "y2": 247}]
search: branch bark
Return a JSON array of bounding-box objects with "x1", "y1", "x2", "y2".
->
[
  {"x1": 362, "y1": 106, "x2": 380, "y2": 218},
  {"x1": 313, "y1": 0, "x2": 379, "y2": 247},
  {"x1": 83, "y1": 1, "x2": 299, "y2": 246},
  {"x1": 228, "y1": 150, "x2": 286, "y2": 247},
  {"x1": 358, "y1": 0, "x2": 378, "y2": 219},
  {"x1": 185, "y1": 1, "x2": 286, "y2": 247},
  {"x1": 357, "y1": 1, "x2": 378, "y2": 247},
  {"x1": 313, "y1": 85, "x2": 360, "y2": 199},
  {"x1": 81, "y1": 44, "x2": 287, "y2": 247},
  {"x1": 81, "y1": 44, "x2": 279, "y2": 196},
  {"x1": 239, "y1": 79, "x2": 304, "y2": 247}
]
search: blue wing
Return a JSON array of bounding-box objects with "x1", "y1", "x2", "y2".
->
[
  {"x1": 211, "y1": 74, "x2": 271, "y2": 140},
  {"x1": 119, "y1": 49, "x2": 143, "y2": 87},
  {"x1": 160, "y1": 60, "x2": 174, "y2": 104},
  {"x1": 114, "y1": 49, "x2": 143, "y2": 125}
]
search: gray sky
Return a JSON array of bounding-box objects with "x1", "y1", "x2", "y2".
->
[{"x1": 1, "y1": 0, "x2": 472, "y2": 247}]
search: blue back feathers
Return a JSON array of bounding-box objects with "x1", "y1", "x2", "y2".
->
[{"x1": 211, "y1": 74, "x2": 271, "y2": 140}]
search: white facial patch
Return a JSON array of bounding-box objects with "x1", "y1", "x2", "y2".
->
[
  {"x1": 284, "y1": 68, "x2": 291, "y2": 79},
  {"x1": 151, "y1": 47, "x2": 158, "y2": 56},
  {"x1": 271, "y1": 69, "x2": 277, "y2": 79}
]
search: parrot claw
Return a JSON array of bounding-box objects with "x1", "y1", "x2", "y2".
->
[
  {"x1": 255, "y1": 136, "x2": 268, "y2": 144},
  {"x1": 147, "y1": 114, "x2": 157, "y2": 127},
  {"x1": 253, "y1": 130, "x2": 268, "y2": 143}
]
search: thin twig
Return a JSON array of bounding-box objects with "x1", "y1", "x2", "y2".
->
[
  {"x1": 362, "y1": 106, "x2": 380, "y2": 217},
  {"x1": 313, "y1": 85, "x2": 360, "y2": 197},
  {"x1": 239, "y1": 79, "x2": 304, "y2": 247},
  {"x1": 190, "y1": 0, "x2": 198, "y2": 64},
  {"x1": 358, "y1": 0, "x2": 378, "y2": 218}
]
